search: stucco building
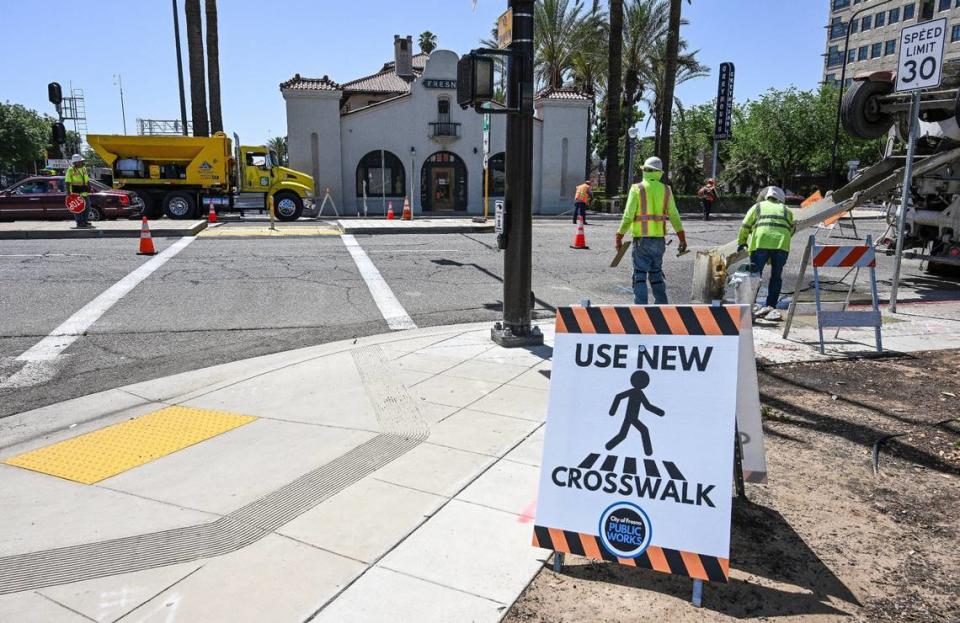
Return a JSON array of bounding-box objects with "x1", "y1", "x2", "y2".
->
[{"x1": 280, "y1": 36, "x2": 591, "y2": 216}]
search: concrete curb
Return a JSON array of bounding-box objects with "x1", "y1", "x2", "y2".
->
[
  {"x1": 0, "y1": 220, "x2": 208, "y2": 240},
  {"x1": 337, "y1": 221, "x2": 495, "y2": 235}
]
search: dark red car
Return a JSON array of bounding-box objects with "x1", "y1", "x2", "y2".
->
[{"x1": 0, "y1": 176, "x2": 137, "y2": 221}]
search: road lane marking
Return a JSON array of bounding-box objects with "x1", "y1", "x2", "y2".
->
[
  {"x1": 0, "y1": 237, "x2": 195, "y2": 389},
  {"x1": 341, "y1": 234, "x2": 416, "y2": 331}
]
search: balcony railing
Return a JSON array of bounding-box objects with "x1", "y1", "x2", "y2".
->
[{"x1": 429, "y1": 122, "x2": 461, "y2": 138}]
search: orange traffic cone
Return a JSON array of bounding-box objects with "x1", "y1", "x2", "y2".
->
[
  {"x1": 207, "y1": 197, "x2": 217, "y2": 223},
  {"x1": 401, "y1": 196, "x2": 412, "y2": 220},
  {"x1": 570, "y1": 215, "x2": 589, "y2": 249},
  {"x1": 137, "y1": 216, "x2": 157, "y2": 256},
  {"x1": 386, "y1": 201, "x2": 395, "y2": 220}
]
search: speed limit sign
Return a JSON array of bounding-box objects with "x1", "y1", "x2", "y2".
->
[{"x1": 896, "y1": 18, "x2": 947, "y2": 92}]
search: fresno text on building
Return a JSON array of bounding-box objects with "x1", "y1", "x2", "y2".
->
[{"x1": 280, "y1": 35, "x2": 590, "y2": 216}]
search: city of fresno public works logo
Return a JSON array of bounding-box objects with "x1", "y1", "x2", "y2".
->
[{"x1": 599, "y1": 501, "x2": 652, "y2": 558}]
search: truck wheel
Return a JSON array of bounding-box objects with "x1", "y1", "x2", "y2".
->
[
  {"x1": 163, "y1": 191, "x2": 196, "y2": 220},
  {"x1": 131, "y1": 191, "x2": 157, "y2": 218},
  {"x1": 274, "y1": 192, "x2": 303, "y2": 221},
  {"x1": 841, "y1": 79, "x2": 894, "y2": 139}
]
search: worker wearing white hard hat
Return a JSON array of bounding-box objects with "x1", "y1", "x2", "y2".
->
[
  {"x1": 615, "y1": 156, "x2": 687, "y2": 305},
  {"x1": 65, "y1": 153, "x2": 93, "y2": 228},
  {"x1": 737, "y1": 185, "x2": 795, "y2": 320}
]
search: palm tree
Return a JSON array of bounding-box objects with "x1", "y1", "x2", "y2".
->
[
  {"x1": 570, "y1": 3, "x2": 607, "y2": 178},
  {"x1": 267, "y1": 136, "x2": 287, "y2": 166},
  {"x1": 656, "y1": 0, "x2": 683, "y2": 179},
  {"x1": 534, "y1": 0, "x2": 592, "y2": 89},
  {"x1": 641, "y1": 42, "x2": 707, "y2": 156},
  {"x1": 419, "y1": 31, "x2": 438, "y2": 55},
  {"x1": 184, "y1": 0, "x2": 209, "y2": 137},
  {"x1": 605, "y1": 0, "x2": 624, "y2": 195},
  {"x1": 205, "y1": 0, "x2": 223, "y2": 134},
  {"x1": 620, "y1": 0, "x2": 669, "y2": 192}
]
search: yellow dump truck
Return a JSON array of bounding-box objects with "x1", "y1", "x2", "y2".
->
[{"x1": 87, "y1": 132, "x2": 314, "y2": 220}]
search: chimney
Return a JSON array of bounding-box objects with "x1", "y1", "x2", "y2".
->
[{"x1": 394, "y1": 34, "x2": 413, "y2": 78}]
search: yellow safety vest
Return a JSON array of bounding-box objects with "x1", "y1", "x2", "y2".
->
[
  {"x1": 575, "y1": 183, "x2": 591, "y2": 203},
  {"x1": 65, "y1": 166, "x2": 90, "y2": 196},
  {"x1": 618, "y1": 172, "x2": 684, "y2": 239},
  {"x1": 738, "y1": 200, "x2": 796, "y2": 253}
]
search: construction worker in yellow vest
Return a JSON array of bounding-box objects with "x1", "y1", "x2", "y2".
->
[
  {"x1": 573, "y1": 180, "x2": 592, "y2": 225},
  {"x1": 615, "y1": 157, "x2": 687, "y2": 305},
  {"x1": 737, "y1": 186, "x2": 796, "y2": 321},
  {"x1": 65, "y1": 153, "x2": 93, "y2": 228}
]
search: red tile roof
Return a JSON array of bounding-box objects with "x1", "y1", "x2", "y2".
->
[
  {"x1": 279, "y1": 73, "x2": 341, "y2": 91},
  {"x1": 535, "y1": 87, "x2": 591, "y2": 101},
  {"x1": 281, "y1": 53, "x2": 431, "y2": 94}
]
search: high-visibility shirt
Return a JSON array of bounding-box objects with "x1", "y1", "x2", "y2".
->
[
  {"x1": 65, "y1": 166, "x2": 90, "y2": 196},
  {"x1": 617, "y1": 171, "x2": 683, "y2": 238},
  {"x1": 574, "y1": 183, "x2": 592, "y2": 203},
  {"x1": 737, "y1": 200, "x2": 796, "y2": 253}
]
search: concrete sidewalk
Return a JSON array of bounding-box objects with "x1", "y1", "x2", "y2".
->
[
  {"x1": 0, "y1": 220, "x2": 207, "y2": 239},
  {"x1": 1, "y1": 301, "x2": 958, "y2": 622}
]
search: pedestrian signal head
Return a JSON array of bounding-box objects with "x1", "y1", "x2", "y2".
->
[
  {"x1": 764, "y1": 186, "x2": 785, "y2": 203},
  {"x1": 630, "y1": 370, "x2": 650, "y2": 389},
  {"x1": 642, "y1": 157, "x2": 663, "y2": 172}
]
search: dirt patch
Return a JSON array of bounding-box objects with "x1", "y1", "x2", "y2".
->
[{"x1": 505, "y1": 350, "x2": 960, "y2": 623}]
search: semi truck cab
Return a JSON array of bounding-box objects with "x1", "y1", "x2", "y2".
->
[{"x1": 237, "y1": 143, "x2": 314, "y2": 219}]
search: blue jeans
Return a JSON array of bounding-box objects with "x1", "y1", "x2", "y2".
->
[
  {"x1": 749, "y1": 248, "x2": 789, "y2": 308},
  {"x1": 73, "y1": 197, "x2": 89, "y2": 226},
  {"x1": 632, "y1": 237, "x2": 667, "y2": 304},
  {"x1": 573, "y1": 202, "x2": 587, "y2": 224}
]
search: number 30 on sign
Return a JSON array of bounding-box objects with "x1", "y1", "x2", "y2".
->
[{"x1": 896, "y1": 18, "x2": 947, "y2": 92}]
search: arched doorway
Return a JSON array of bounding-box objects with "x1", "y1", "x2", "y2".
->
[{"x1": 421, "y1": 151, "x2": 467, "y2": 212}]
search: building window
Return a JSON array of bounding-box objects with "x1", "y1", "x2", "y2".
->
[
  {"x1": 875, "y1": 11, "x2": 886, "y2": 27},
  {"x1": 848, "y1": 49, "x2": 856, "y2": 63},
  {"x1": 850, "y1": 17, "x2": 859, "y2": 33},
  {"x1": 437, "y1": 97, "x2": 450, "y2": 122},
  {"x1": 861, "y1": 15, "x2": 872, "y2": 30},
  {"x1": 858, "y1": 45, "x2": 869, "y2": 61},
  {"x1": 952, "y1": 24, "x2": 960, "y2": 41},
  {"x1": 825, "y1": 73, "x2": 837, "y2": 86},
  {"x1": 830, "y1": 16, "x2": 846, "y2": 39},
  {"x1": 904, "y1": 3, "x2": 915, "y2": 19},
  {"x1": 833, "y1": 0, "x2": 850, "y2": 8},
  {"x1": 827, "y1": 45, "x2": 844, "y2": 68},
  {"x1": 489, "y1": 152, "x2": 505, "y2": 195},
  {"x1": 356, "y1": 150, "x2": 406, "y2": 197},
  {"x1": 889, "y1": 7, "x2": 901, "y2": 22},
  {"x1": 939, "y1": 0, "x2": 951, "y2": 11},
  {"x1": 922, "y1": 0, "x2": 936, "y2": 19},
  {"x1": 871, "y1": 42, "x2": 883, "y2": 58},
  {"x1": 885, "y1": 39, "x2": 897, "y2": 55}
]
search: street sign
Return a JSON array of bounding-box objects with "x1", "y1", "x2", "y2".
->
[
  {"x1": 482, "y1": 113, "x2": 491, "y2": 157},
  {"x1": 533, "y1": 305, "x2": 750, "y2": 583},
  {"x1": 714, "y1": 62, "x2": 735, "y2": 140},
  {"x1": 46, "y1": 159, "x2": 70, "y2": 170},
  {"x1": 896, "y1": 18, "x2": 947, "y2": 92},
  {"x1": 65, "y1": 194, "x2": 86, "y2": 214},
  {"x1": 497, "y1": 8, "x2": 513, "y2": 48}
]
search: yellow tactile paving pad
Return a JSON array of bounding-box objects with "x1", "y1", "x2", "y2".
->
[
  {"x1": 3, "y1": 406, "x2": 257, "y2": 484},
  {"x1": 199, "y1": 225, "x2": 340, "y2": 237}
]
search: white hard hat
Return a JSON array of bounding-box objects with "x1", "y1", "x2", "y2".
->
[
  {"x1": 642, "y1": 156, "x2": 663, "y2": 172},
  {"x1": 70, "y1": 153, "x2": 84, "y2": 164},
  {"x1": 765, "y1": 186, "x2": 786, "y2": 203}
]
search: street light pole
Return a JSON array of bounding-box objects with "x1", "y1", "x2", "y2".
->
[
  {"x1": 829, "y1": 0, "x2": 893, "y2": 191},
  {"x1": 492, "y1": 0, "x2": 542, "y2": 347},
  {"x1": 113, "y1": 74, "x2": 127, "y2": 135},
  {"x1": 626, "y1": 126, "x2": 639, "y2": 190}
]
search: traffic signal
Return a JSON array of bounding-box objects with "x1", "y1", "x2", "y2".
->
[
  {"x1": 48, "y1": 82, "x2": 63, "y2": 106},
  {"x1": 51, "y1": 122, "x2": 66, "y2": 144},
  {"x1": 457, "y1": 52, "x2": 495, "y2": 110}
]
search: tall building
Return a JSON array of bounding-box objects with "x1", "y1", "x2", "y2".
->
[{"x1": 823, "y1": 0, "x2": 960, "y2": 86}]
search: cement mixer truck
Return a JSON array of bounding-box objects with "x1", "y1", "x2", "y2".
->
[
  {"x1": 87, "y1": 132, "x2": 315, "y2": 221},
  {"x1": 692, "y1": 62, "x2": 960, "y2": 302}
]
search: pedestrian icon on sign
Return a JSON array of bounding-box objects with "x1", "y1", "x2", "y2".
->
[{"x1": 606, "y1": 370, "x2": 665, "y2": 454}]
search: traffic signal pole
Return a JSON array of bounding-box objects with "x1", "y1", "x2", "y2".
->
[{"x1": 492, "y1": 0, "x2": 543, "y2": 348}]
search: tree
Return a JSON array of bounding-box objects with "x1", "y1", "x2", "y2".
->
[
  {"x1": 267, "y1": 136, "x2": 288, "y2": 166},
  {"x1": 205, "y1": 0, "x2": 223, "y2": 134},
  {"x1": 656, "y1": 0, "x2": 683, "y2": 180},
  {"x1": 82, "y1": 146, "x2": 107, "y2": 169},
  {"x1": 534, "y1": 0, "x2": 596, "y2": 89},
  {"x1": 641, "y1": 41, "x2": 707, "y2": 157},
  {"x1": 185, "y1": 0, "x2": 209, "y2": 137},
  {"x1": 669, "y1": 101, "x2": 713, "y2": 193},
  {"x1": 0, "y1": 103, "x2": 51, "y2": 173},
  {"x1": 605, "y1": 0, "x2": 624, "y2": 195},
  {"x1": 418, "y1": 31, "x2": 437, "y2": 54},
  {"x1": 621, "y1": 0, "x2": 669, "y2": 192}
]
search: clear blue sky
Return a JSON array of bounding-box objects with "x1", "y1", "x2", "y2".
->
[{"x1": 1, "y1": 0, "x2": 828, "y2": 146}]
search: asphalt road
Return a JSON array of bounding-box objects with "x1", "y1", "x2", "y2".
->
[{"x1": 1, "y1": 216, "x2": 956, "y2": 419}]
